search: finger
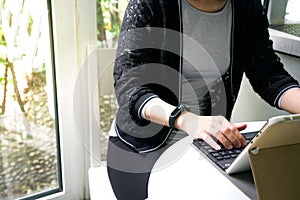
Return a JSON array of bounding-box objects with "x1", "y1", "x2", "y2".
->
[
  {"x1": 217, "y1": 131, "x2": 233, "y2": 149},
  {"x1": 201, "y1": 132, "x2": 221, "y2": 150},
  {"x1": 234, "y1": 123, "x2": 247, "y2": 131},
  {"x1": 219, "y1": 124, "x2": 242, "y2": 148},
  {"x1": 232, "y1": 123, "x2": 248, "y2": 146},
  {"x1": 222, "y1": 122, "x2": 247, "y2": 148},
  {"x1": 233, "y1": 128, "x2": 248, "y2": 147}
]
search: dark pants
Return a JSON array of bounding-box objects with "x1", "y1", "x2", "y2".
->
[{"x1": 106, "y1": 136, "x2": 170, "y2": 200}]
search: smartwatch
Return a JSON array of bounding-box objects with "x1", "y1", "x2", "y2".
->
[{"x1": 169, "y1": 104, "x2": 190, "y2": 129}]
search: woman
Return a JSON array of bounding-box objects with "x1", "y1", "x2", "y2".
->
[{"x1": 107, "y1": 0, "x2": 300, "y2": 199}]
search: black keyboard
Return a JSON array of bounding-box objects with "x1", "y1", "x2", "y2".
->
[{"x1": 192, "y1": 131, "x2": 258, "y2": 170}]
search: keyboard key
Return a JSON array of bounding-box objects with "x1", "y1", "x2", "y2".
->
[
  {"x1": 231, "y1": 154, "x2": 238, "y2": 158},
  {"x1": 242, "y1": 131, "x2": 258, "y2": 140},
  {"x1": 216, "y1": 159, "x2": 235, "y2": 170},
  {"x1": 233, "y1": 149, "x2": 241, "y2": 154},
  {"x1": 216, "y1": 156, "x2": 224, "y2": 160},
  {"x1": 212, "y1": 153, "x2": 220, "y2": 157},
  {"x1": 227, "y1": 150, "x2": 234, "y2": 154},
  {"x1": 208, "y1": 149, "x2": 217, "y2": 153}
]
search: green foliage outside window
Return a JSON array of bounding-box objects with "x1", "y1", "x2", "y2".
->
[{"x1": 97, "y1": 0, "x2": 128, "y2": 48}]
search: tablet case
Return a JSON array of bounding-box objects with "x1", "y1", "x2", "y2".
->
[{"x1": 248, "y1": 115, "x2": 300, "y2": 200}]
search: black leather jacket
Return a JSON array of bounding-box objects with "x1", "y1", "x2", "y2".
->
[{"x1": 113, "y1": 0, "x2": 299, "y2": 152}]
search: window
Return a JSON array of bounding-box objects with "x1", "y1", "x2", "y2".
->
[
  {"x1": 97, "y1": 0, "x2": 128, "y2": 161},
  {"x1": 0, "y1": 0, "x2": 103, "y2": 199},
  {"x1": 267, "y1": 0, "x2": 300, "y2": 38},
  {"x1": 96, "y1": 0, "x2": 127, "y2": 48},
  {"x1": 0, "y1": 0, "x2": 62, "y2": 199},
  {"x1": 285, "y1": 0, "x2": 300, "y2": 23}
]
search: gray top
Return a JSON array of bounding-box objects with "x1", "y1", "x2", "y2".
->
[
  {"x1": 182, "y1": 0, "x2": 232, "y2": 116},
  {"x1": 138, "y1": 0, "x2": 233, "y2": 141}
]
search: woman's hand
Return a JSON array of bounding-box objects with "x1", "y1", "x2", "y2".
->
[
  {"x1": 143, "y1": 97, "x2": 247, "y2": 150},
  {"x1": 176, "y1": 112, "x2": 247, "y2": 150}
]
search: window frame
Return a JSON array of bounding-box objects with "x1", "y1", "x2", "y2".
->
[{"x1": 35, "y1": 0, "x2": 98, "y2": 199}]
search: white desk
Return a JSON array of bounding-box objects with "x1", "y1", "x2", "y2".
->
[
  {"x1": 89, "y1": 121, "x2": 266, "y2": 200},
  {"x1": 148, "y1": 121, "x2": 266, "y2": 200}
]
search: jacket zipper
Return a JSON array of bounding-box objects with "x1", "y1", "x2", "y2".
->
[
  {"x1": 230, "y1": 0, "x2": 236, "y2": 102},
  {"x1": 178, "y1": 0, "x2": 183, "y2": 104}
]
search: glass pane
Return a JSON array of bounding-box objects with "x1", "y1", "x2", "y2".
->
[
  {"x1": 98, "y1": 48, "x2": 119, "y2": 161},
  {"x1": 97, "y1": 0, "x2": 128, "y2": 161},
  {"x1": 0, "y1": 0, "x2": 62, "y2": 199},
  {"x1": 285, "y1": 0, "x2": 300, "y2": 23},
  {"x1": 96, "y1": 0, "x2": 128, "y2": 48},
  {"x1": 99, "y1": 94, "x2": 118, "y2": 160},
  {"x1": 268, "y1": 0, "x2": 300, "y2": 38}
]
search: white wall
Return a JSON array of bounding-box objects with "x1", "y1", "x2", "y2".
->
[{"x1": 231, "y1": 53, "x2": 300, "y2": 122}]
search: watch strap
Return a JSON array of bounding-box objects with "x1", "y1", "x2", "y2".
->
[{"x1": 169, "y1": 104, "x2": 190, "y2": 129}]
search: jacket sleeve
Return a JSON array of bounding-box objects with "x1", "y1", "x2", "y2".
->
[
  {"x1": 244, "y1": 0, "x2": 299, "y2": 108},
  {"x1": 113, "y1": 0, "x2": 155, "y2": 126},
  {"x1": 113, "y1": 0, "x2": 179, "y2": 133}
]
